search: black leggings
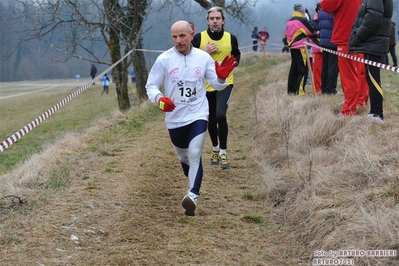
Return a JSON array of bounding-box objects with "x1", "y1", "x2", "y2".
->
[
  {"x1": 206, "y1": 85, "x2": 233, "y2": 150},
  {"x1": 287, "y1": 49, "x2": 308, "y2": 95},
  {"x1": 365, "y1": 53, "x2": 383, "y2": 119}
]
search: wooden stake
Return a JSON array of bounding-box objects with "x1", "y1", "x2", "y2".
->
[{"x1": 304, "y1": 41, "x2": 316, "y2": 97}]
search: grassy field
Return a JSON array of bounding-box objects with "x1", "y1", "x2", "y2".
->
[
  {"x1": 1, "y1": 51, "x2": 399, "y2": 265},
  {"x1": 0, "y1": 79, "x2": 134, "y2": 174}
]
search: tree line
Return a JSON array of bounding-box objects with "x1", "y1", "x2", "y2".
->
[{"x1": 0, "y1": 0, "x2": 256, "y2": 111}]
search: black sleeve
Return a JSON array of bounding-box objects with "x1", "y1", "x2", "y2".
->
[
  {"x1": 192, "y1": 33, "x2": 201, "y2": 48},
  {"x1": 231, "y1": 34, "x2": 241, "y2": 66},
  {"x1": 302, "y1": 18, "x2": 316, "y2": 34},
  {"x1": 310, "y1": 19, "x2": 320, "y2": 31}
]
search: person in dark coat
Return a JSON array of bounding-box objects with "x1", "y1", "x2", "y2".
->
[
  {"x1": 90, "y1": 64, "x2": 97, "y2": 85},
  {"x1": 318, "y1": 9, "x2": 339, "y2": 94},
  {"x1": 282, "y1": 33, "x2": 289, "y2": 53},
  {"x1": 252, "y1": 26, "x2": 259, "y2": 52},
  {"x1": 130, "y1": 68, "x2": 136, "y2": 83},
  {"x1": 387, "y1": 21, "x2": 397, "y2": 67},
  {"x1": 349, "y1": 0, "x2": 393, "y2": 122},
  {"x1": 383, "y1": 21, "x2": 397, "y2": 65}
]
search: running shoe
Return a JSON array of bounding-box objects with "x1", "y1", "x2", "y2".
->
[
  {"x1": 211, "y1": 151, "x2": 220, "y2": 165},
  {"x1": 220, "y1": 154, "x2": 230, "y2": 169},
  {"x1": 182, "y1": 193, "x2": 198, "y2": 216},
  {"x1": 367, "y1": 114, "x2": 385, "y2": 123}
]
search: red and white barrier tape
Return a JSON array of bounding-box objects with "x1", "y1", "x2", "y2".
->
[
  {"x1": 0, "y1": 49, "x2": 136, "y2": 153},
  {"x1": 302, "y1": 41, "x2": 399, "y2": 73},
  {"x1": 3, "y1": 41, "x2": 394, "y2": 153},
  {"x1": 0, "y1": 47, "x2": 169, "y2": 153},
  {"x1": 249, "y1": 40, "x2": 399, "y2": 73}
]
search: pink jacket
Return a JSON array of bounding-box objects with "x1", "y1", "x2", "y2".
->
[{"x1": 286, "y1": 11, "x2": 315, "y2": 49}]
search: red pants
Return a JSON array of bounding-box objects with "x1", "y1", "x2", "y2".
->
[
  {"x1": 337, "y1": 45, "x2": 367, "y2": 115},
  {"x1": 313, "y1": 53, "x2": 323, "y2": 94},
  {"x1": 357, "y1": 54, "x2": 368, "y2": 107}
]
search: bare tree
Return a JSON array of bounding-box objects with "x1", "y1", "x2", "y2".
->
[
  {"x1": 3, "y1": 0, "x2": 257, "y2": 111},
  {"x1": 184, "y1": 0, "x2": 257, "y2": 23},
  {"x1": 6, "y1": 0, "x2": 151, "y2": 111}
]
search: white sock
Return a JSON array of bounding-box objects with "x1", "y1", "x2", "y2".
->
[
  {"x1": 213, "y1": 145, "x2": 220, "y2": 152},
  {"x1": 219, "y1": 149, "x2": 227, "y2": 156}
]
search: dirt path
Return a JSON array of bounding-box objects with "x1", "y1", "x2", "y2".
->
[{"x1": 0, "y1": 53, "x2": 310, "y2": 265}]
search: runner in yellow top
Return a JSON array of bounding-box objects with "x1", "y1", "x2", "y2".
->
[{"x1": 192, "y1": 6, "x2": 241, "y2": 169}]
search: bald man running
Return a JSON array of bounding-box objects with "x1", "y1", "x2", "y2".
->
[{"x1": 146, "y1": 20, "x2": 237, "y2": 216}]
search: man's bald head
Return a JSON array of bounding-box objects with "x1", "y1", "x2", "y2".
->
[
  {"x1": 171, "y1": 20, "x2": 193, "y2": 34},
  {"x1": 171, "y1": 20, "x2": 194, "y2": 55}
]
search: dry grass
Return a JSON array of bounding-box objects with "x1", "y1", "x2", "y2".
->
[
  {"x1": 0, "y1": 52, "x2": 309, "y2": 265},
  {"x1": 1, "y1": 51, "x2": 399, "y2": 265},
  {"x1": 253, "y1": 54, "x2": 399, "y2": 265},
  {"x1": 0, "y1": 79, "x2": 120, "y2": 174}
]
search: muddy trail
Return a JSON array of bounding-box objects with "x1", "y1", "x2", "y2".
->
[{"x1": 0, "y1": 53, "x2": 310, "y2": 265}]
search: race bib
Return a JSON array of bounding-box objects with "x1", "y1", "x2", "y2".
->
[{"x1": 174, "y1": 80, "x2": 199, "y2": 104}]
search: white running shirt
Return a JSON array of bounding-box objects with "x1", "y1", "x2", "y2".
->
[{"x1": 146, "y1": 46, "x2": 227, "y2": 129}]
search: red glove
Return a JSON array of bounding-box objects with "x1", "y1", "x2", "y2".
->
[
  {"x1": 158, "y1": 96, "x2": 176, "y2": 112},
  {"x1": 215, "y1": 55, "x2": 238, "y2": 80}
]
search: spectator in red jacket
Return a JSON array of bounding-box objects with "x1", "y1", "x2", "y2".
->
[
  {"x1": 258, "y1": 27, "x2": 270, "y2": 53},
  {"x1": 321, "y1": 0, "x2": 368, "y2": 116}
]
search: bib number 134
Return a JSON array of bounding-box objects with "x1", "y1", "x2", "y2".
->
[{"x1": 175, "y1": 80, "x2": 198, "y2": 104}]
